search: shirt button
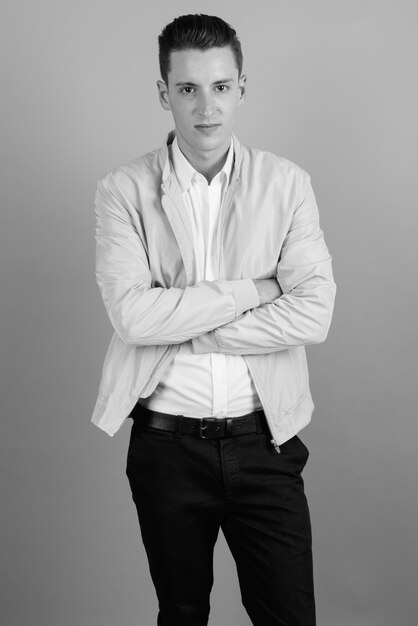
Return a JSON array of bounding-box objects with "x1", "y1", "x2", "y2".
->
[{"x1": 216, "y1": 370, "x2": 223, "y2": 377}]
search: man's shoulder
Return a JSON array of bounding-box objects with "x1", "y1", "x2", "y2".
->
[
  {"x1": 98, "y1": 144, "x2": 165, "y2": 196},
  {"x1": 240, "y1": 142, "x2": 308, "y2": 181}
]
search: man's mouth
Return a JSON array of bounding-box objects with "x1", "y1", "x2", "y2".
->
[{"x1": 194, "y1": 123, "x2": 221, "y2": 130}]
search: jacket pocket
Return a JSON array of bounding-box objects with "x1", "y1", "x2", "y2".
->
[
  {"x1": 284, "y1": 347, "x2": 309, "y2": 413},
  {"x1": 284, "y1": 390, "x2": 308, "y2": 415}
]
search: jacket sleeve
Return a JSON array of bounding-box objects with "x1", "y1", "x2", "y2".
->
[
  {"x1": 95, "y1": 177, "x2": 260, "y2": 346},
  {"x1": 192, "y1": 176, "x2": 336, "y2": 355}
]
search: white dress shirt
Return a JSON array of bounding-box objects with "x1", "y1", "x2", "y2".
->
[{"x1": 139, "y1": 137, "x2": 262, "y2": 418}]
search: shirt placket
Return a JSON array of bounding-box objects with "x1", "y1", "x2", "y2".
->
[{"x1": 207, "y1": 177, "x2": 228, "y2": 417}]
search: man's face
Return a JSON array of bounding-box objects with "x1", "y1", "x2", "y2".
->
[{"x1": 157, "y1": 46, "x2": 246, "y2": 162}]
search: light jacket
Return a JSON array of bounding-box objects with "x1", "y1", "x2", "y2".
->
[{"x1": 92, "y1": 131, "x2": 336, "y2": 446}]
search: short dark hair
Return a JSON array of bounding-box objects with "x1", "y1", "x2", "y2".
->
[{"x1": 158, "y1": 14, "x2": 243, "y2": 84}]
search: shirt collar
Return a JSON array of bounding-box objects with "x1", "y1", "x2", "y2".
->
[{"x1": 171, "y1": 136, "x2": 234, "y2": 193}]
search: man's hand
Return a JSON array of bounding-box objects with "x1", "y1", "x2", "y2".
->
[{"x1": 253, "y1": 279, "x2": 282, "y2": 305}]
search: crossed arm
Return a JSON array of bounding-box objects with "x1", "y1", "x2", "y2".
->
[{"x1": 95, "y1": 175, "x2": 335, "y2": 355}]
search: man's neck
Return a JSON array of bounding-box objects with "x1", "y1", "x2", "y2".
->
[{"x1": 176, "y1": 137, "x2": 231, "y2": 183}]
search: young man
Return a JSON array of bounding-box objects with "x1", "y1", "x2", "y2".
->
[{"x1": 92, "y1": 14, "x2": 336, "y2": 626}]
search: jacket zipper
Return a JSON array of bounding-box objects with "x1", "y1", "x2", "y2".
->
[
  {"x1": 245, "y1": 360, "x2": 282, "y2": 454},
  {"x1": 218, "y1": 177, "x2": 281, "y2": 454},
  {"x1": 217, "y1": 176, "x2": 240, "y2": 278}
]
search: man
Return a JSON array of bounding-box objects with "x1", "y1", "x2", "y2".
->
[{"x1": 92, "y1": 13, "x2": 336, "y2": 626}]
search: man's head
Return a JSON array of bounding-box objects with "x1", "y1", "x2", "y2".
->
[
  {"x1": 157, "y1": 14, "x2": 246, "y2": 171},
  {"x1": 158, "y1": 14, "x2": 243, "y2": 85}
]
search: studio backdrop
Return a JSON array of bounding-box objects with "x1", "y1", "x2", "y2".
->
[{"x1": 1, "y1": 1, "x2": 417, "y2": 625}]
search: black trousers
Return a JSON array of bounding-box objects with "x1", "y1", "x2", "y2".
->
[{"x1": 126, "y1": 411, "x2": 315, "y2": 626}]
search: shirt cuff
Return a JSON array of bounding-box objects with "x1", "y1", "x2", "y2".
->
[
  {"x1": 228, "y1": 279, "x2": 260, "y2": 317},
  {"x1": 192, "y1": 331, "x2": 220, "y2": 354}
]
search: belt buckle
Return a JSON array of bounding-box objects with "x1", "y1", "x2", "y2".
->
[{"x1": 199, "y1": 417, "x2": 220, "y2": 439}]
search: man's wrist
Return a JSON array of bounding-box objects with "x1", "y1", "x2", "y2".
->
[
  {"x1": 253, "y1": 279, "x2": 282, "y2": 305},
  {"x1": 229, "y1": 279, "x2": 260, "y2": 315}
]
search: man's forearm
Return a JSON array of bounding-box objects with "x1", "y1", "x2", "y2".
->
[
  {"x1": 98, "y1": 277, "x2": 261, "y2": 346},
  {"x1": 111, "y1": 278, "x2": 279, "y2": 347},
  {"x1": 192, "y1": 277, "x2": 335, "y2": 356}
]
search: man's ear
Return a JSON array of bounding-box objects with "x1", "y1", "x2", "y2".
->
[
  {"x1": 157, "y1": 80, "x2": 171, "y2": 111},
  {"x1": 238, "y1": 74, "x2": 247, "y2": 107}
]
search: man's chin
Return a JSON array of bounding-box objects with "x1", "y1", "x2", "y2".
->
[{"x1": 192, "y1": 131, "x2": 230, "y2": 152}]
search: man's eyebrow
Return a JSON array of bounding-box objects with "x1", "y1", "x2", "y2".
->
[
  {"x1": 175, "y1": 81, "x2": 198, "y2": 87},
  {"x1": 213, "y1": 79, "x2": 234, "y2": 85},
  {"x1": 174, "y1": 79, "x2": 235, "y2": 87}
]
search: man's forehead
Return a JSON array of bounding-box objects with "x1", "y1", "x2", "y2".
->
[{"x1": 167, "y1": 46, "x2": 239, "y2": 79}]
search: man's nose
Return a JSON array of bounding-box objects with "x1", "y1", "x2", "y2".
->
[{"x1": 197, "y1": 91, "x2": 217, "y2": 118}]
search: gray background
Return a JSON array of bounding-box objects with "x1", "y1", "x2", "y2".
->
[{"x1": 1, "y1": 1, "x2": 417, "y2": 625}]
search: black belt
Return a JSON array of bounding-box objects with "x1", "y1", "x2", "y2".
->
[{"x1": 130, "y1": 405, "x2": 267, "y2": 439}]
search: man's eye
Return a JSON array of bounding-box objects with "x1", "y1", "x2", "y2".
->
[
  {"x1": 181, "y1": 87, "x2": 195, "y2": 94},
  {"x1": 216, "y1": 85, "x2": 228, "y2": 92}
]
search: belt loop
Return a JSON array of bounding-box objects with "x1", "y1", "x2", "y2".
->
[
  {"x1": 256, "y1": 411, "x2": 263, "y2": 434},
  {"x1": 174, "y1": 415, "x2": 183, "y2": 439}
]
